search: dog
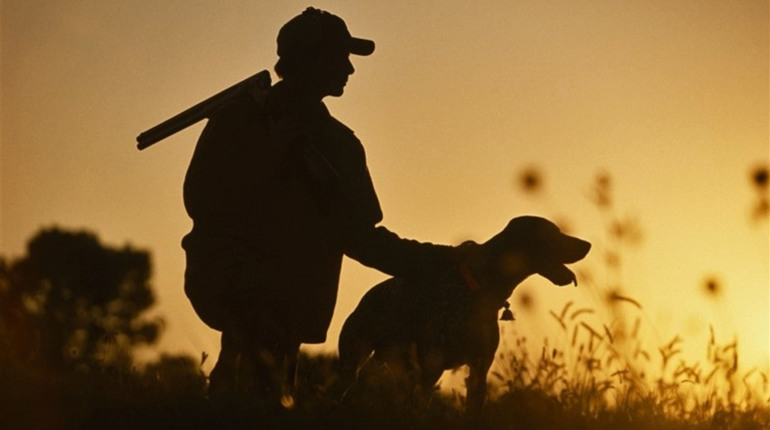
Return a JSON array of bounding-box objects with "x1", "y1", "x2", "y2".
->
[{"x1": 337, "y1": 216, "x2": 591, "y2": 416}]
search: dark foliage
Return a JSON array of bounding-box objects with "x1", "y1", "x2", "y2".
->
[{"x1": 0, "y1": 227, "x2": 161, "y2": 371}]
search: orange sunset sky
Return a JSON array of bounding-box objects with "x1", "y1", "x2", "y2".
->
[{"x1": 1, "y1": 0, "x2": 768, "y2": 375}]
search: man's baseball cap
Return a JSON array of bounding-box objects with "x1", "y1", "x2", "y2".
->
[{"x1": 277, "y1": 7, "x2": 375, "y2": 58}]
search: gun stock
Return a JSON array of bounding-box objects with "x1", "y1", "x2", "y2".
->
[{"x1": 136, "y1": 70, "x2": 271, "y2": 150}]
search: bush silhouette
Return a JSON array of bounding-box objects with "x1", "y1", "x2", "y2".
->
[{"x1": 0, "y1": 227, "x2": 161, "y2": 371}]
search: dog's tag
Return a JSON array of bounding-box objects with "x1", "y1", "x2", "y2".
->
[{"x1": 500, "y1": 301, "x2": 515, "y2": 321}]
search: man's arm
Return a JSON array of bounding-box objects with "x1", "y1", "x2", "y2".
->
[
  {"x1": 344, "y1": 225, "x2": 458, "y2": 280},
  {"x1": 319, "y1": 116, "x2": 482, "y2": 280}
]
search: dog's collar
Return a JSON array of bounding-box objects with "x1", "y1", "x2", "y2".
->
[{"x1": 459, "y1": 264, "x2": 482, "y2": 293}]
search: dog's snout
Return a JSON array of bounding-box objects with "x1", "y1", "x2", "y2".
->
[
  {"x1": 538, "y1": 235, "x2": 590, "y2": 287},
  {"x1": 560, "y1": 237, "x2": 591, "y2": 263}
]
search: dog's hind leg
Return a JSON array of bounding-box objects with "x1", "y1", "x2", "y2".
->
[{"x1": 336, "y1": 311, "x2": 376, "y2": 400}]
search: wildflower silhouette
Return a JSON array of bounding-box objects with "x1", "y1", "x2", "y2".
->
[
  {"x1": 518, "y1": 167, "x2": 543, "y2": 194},
  {"x1": 750, "y1": 164, "x2": 768, "y2": 221},
  {"x1": 703, "y1": 276, "x2": 722, "y2": 298}
]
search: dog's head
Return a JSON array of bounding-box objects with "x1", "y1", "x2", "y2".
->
[{"x1": 483, "y1": 216, "x2": 591, "y2": 287}]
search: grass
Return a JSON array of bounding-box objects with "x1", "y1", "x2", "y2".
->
[
  {"x1": 2, "y1": 308, "x2": 767, "y2": 430},
  {"x1": 484, "y1": 303, "x2": 770, "y2": 430}
]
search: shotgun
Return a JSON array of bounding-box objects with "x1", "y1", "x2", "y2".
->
[{"x1": 136, "y1": 70, "x2": 271, "y2": 150}]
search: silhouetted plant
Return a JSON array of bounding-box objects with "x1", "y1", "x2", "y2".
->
[
  {"x1": 494, "y1": 166, "x2": 770, "y2": 428},
  {"x1": 702, "y1": 276, "x2": 722, "y2": 299},
  {"x1": 141, "y1": 354, "x2": 208, "y2": 401},
  {"x1": 517, "y1": 166, "x2": 543, "y2": 195},
  {"x1": 750, "y1": 164, "x2": 768, "y2": 222},
  {"x1": 0, "y1": 227, "x2": 162, "y2": 371}
]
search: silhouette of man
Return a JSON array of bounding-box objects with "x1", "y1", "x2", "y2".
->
[{"x1": 181, "y1": 7, "x2": 480, "y2": 412}]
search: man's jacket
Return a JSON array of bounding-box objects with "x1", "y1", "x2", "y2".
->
[{"x1": 182, "y1": 78, "x2": 451, "y2": 343}]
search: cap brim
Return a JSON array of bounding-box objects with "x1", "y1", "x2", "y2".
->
[{"x1": 349, "y1": 37, "x2": 375, "y2": 56}]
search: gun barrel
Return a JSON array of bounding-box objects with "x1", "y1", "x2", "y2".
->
[{"x1": 136, "y1": 70, "x2": 270, "y2": 150}]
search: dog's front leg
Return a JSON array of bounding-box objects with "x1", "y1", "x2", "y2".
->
[{"x1": 465, "y1": 359, "x2": 492, "y2": 419}]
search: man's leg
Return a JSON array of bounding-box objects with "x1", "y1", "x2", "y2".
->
[
  {"x1": 208, "y1": 331, "x2": 246, "y2": 409},
  {"x1": 245, "y1": 339, "x2": 300, "y2": 409},
  {"x1": 210, "y1": 333, "x2": 300, "y2": 403}
]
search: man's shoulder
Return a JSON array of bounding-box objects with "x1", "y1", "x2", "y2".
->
[
  {"x1": 200, "y1": 94, "x2": 271, "y2": 143},
  {"x1": 214, "y1": 70, "x2": 271, "y2": 117},
  {"x1": 327, "y1": 114, "x2": 356, "y2": 137},
  {"x1": 212, "y1": 95, "x2": 266, "y2": 121}
]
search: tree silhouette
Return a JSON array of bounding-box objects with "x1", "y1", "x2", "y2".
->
[{"x1": 0, "y1": 227, "x2": 161, "y2": 370}]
